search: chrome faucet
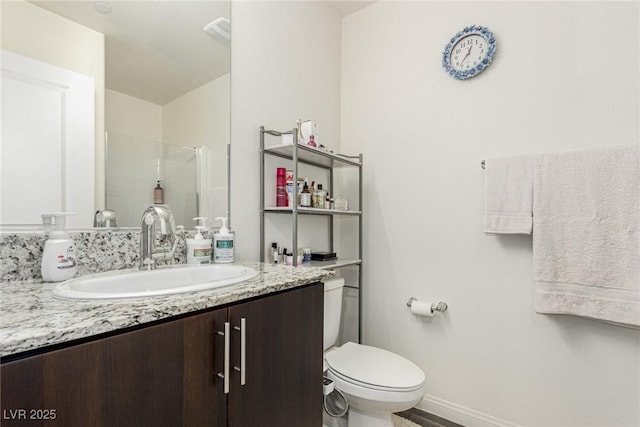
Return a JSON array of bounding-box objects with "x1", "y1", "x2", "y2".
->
[
  {"x1": 94, "y1": 209, "x2": 118, "y2": 228},
  {"x1": 140, "y1": 205, "x2": 178, "y2": 270}
]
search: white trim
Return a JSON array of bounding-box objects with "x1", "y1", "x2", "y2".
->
[{"x1": 416, "y1": 394, "x2": 520, "y2": 427}]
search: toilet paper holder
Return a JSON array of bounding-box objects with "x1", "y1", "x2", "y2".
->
[{"x1": 406, "y1": 297, "x2": 448, "y2": 313}]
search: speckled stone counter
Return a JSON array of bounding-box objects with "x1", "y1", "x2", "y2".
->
[
  {"x1": 0, "y1": 229, "x2": 200, "y2": 282},
  {"x1": 0, "y1": 261, "x2": 334, "y2": 359}
]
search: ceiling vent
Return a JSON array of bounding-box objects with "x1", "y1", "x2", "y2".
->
[{"x1": 203, "y1": 17, "x2": 231, "y2": 46}]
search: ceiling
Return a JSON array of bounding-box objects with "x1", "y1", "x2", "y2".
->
[
  {"x1": 328, "y1": 0, "x2": 375, "y2": 17},
  {"x1": 30, "y1": 1, "x2": 231, "y2": 105},
  {"x1": 29, "y1": 0, "x2": 373, "y2": 105}
]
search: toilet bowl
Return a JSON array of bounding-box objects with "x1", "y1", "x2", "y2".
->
[{"x1": 323, "y1": 279, "x2": 425, "y2": 427}]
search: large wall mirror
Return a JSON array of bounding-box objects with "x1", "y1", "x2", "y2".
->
[{"x1": 0, "y1": 0, "x2": 230, "y2": 228}]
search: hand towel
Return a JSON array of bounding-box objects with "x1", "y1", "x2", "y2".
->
[
  {"x1": 533, "y1": 145, "x2": 640, "y2": 327},
  {"x1": 483, "y1": 155, "x2": 533, "y2": 234}
]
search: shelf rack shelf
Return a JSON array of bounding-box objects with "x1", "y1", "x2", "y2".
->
[
  {"x1": 259, "y1": 126, "x2": 363, "y2": 341},
  {"x1": 264, "y1": 206, "x2": 361, "y2": 216}
]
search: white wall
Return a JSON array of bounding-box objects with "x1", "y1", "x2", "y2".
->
[
  {"x1": 0, "y1": 0, "x2": 105, "y2": 210},
  {"x1": 106, "y1": 90, "x2": 163, "y2": 142},
  {"x1": 341, "y1": 2, "x2": 639, "y2": 426},
  {"x1": 230, "y1": 1, "x2": 343, "y2": 259}
]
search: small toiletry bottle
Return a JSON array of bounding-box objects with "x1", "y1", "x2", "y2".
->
[
  {"x1": 297, "y1": 179, "x2": 304, "y2": 206},
  {"x1": 286, "y1": 170, "x2": 294, "y2": 207},
  {"x1": 213, "y1": 217, "x2": 234, "y2": 263},
  {"x1": 315, "y1": 184, "x2": 326, "y2": 209},
  {"x1": 186, "y1": 217, "x2": 211, "y2": 265},
  {"x1": 276, "y1": 168, "x2": 287, "y2": 207},
  {"x1": 154, "y1": 180, "x2": 164, "y2": 204},
  {"x1": 269, "y1": 242, "x2": 278, "y2": 263},
  {"x1": 310, "y1": 181, "x2": 316, "y2": 207},
  {"x1": 41, "y1": 213, "x2": 77, "y2": 282},
  {"x1": 300, "y1": 179, "x2": 311, "y2": 207}
]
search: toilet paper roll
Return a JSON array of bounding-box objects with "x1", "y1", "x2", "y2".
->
[{"x1": 410, "y1": 301, "x2": 434, "y2": 317}]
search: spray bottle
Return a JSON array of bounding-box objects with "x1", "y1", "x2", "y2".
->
[
  {"x1": 41, "y1": 212, "x2": 77, "y2": 282},
  {"x1": 186, "y1": 217, "x2": 211, "y2": 265},
  {"x1": 213, "y1": 217, "x2": 234, "y2": 263}
]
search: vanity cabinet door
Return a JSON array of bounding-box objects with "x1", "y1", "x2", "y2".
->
[
  {"x1": 1, "y1": 308, "x2": 227, "y2": 427},
  {"x1": 227, "y1": 283, "x2": 324, "y2": 427}
]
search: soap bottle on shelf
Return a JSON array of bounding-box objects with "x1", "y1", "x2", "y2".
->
[
  {"x1": 41, "y1": 212, "x2": 77, "y2": 282},
  {"x1": 213, "y1": 217, "x2": 234, "y2": 263},
  {"x1": 154, "y1": 180, "x2": 164, "y2": 204},
  {"x1": 300, "y1": 179, "x2": 311, "y2": 207},
  {"x1": 186, "y1": 217, "x2": 211, "y2": 265}
]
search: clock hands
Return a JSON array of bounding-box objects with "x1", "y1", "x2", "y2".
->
[{"x1": 460, "y1": 44, "x2": 473, "y2": 65}]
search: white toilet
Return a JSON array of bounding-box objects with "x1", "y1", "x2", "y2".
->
[{"x1": 323, "y1": 278, "x2": 426, "y2": 427}]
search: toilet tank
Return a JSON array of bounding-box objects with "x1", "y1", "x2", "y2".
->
[{"x1": 323, "y1": 278, "x2": 345, "y2": 351}]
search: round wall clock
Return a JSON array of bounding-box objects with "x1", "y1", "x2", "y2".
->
[{"x1": 442, "y1": 25, "x2": 496, "y2": 80}]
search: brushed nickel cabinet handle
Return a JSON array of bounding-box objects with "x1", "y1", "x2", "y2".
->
[
  {"x1": 233, "y1": 317, "x2": 247, "y2": 386},
  {"x1": 217, "y1": 322, "x2": 230, "y2": 394}
]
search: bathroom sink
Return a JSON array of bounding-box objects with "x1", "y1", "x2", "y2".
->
[{"x1": 52, "y1": 264, "x2": 258, "y2": 300}]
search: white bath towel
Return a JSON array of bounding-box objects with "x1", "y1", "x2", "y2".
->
[
  {"x1": 484, "y1": 155, "x2": 533, "y2": 234},
  {"x1": 533, "y1": 145, "x2": 640, "y2": 327}
]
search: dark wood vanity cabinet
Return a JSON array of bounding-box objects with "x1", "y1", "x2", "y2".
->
[{"x1": 1, "y1": 283, "x2": 323, "y2": 427}]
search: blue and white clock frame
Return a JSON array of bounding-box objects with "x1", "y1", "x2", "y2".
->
[{"x1": 442, "y1": 25, "x2": 497, "y2": 80}]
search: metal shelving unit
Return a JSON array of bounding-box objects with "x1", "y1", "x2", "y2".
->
[{"x1": 259, "y1": 126, "x2": 363, "y2": 341}]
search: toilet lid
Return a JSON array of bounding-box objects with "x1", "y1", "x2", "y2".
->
[{"x1": 325, "y1": 342, "x2": 425, "y2": 390}]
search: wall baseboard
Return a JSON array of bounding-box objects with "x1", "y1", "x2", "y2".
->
[{"x1": 416, "y1": 394, "x2": 520, "y2": 427}]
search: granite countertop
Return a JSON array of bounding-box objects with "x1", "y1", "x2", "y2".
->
[{"x1": 0, "y1": 261, "x2": 334, "y2": 359}]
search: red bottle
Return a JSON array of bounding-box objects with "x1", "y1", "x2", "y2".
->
[{"x1": 276, "y1": 168, "x2": 287, "y2": 207}]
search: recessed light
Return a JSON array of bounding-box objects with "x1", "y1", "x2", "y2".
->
[{"x1": 94, "y1": 1, "x2": 112, "y2": 14}]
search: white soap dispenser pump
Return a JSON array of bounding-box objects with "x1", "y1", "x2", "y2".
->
[
  {"x1": 213, "y1": 217, "x2": 234, "y2": 263},
  {"x1": 186, "y1": 217, "x2": 212, "y2": 265},
  {"x1": 41, "y1": 212, "x2": 77, "y2": 282}
]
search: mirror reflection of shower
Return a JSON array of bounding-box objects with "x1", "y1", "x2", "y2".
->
[{"x1": 105, "y1": 132, "x2": 204, "y2": 227}]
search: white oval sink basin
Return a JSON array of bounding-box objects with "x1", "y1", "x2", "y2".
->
[{"x1": 52, "y1": 264, "x2": 258, "y2": 300}]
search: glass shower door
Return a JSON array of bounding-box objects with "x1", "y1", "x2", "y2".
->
[{"x1": 106, "y1": 132, "x2": 202, "y2": 227}]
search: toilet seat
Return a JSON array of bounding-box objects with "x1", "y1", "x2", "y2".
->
[{"x1": 325, "y1": 342, "x2": 425, "y2": 392}]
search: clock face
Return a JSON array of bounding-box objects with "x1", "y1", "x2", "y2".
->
[
  {"x1": 450, "y1": 34, "x2": 487, "y2": 72},
  {"x1": 442, "y1": 26, "x2": 496, "y2": 80}
]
